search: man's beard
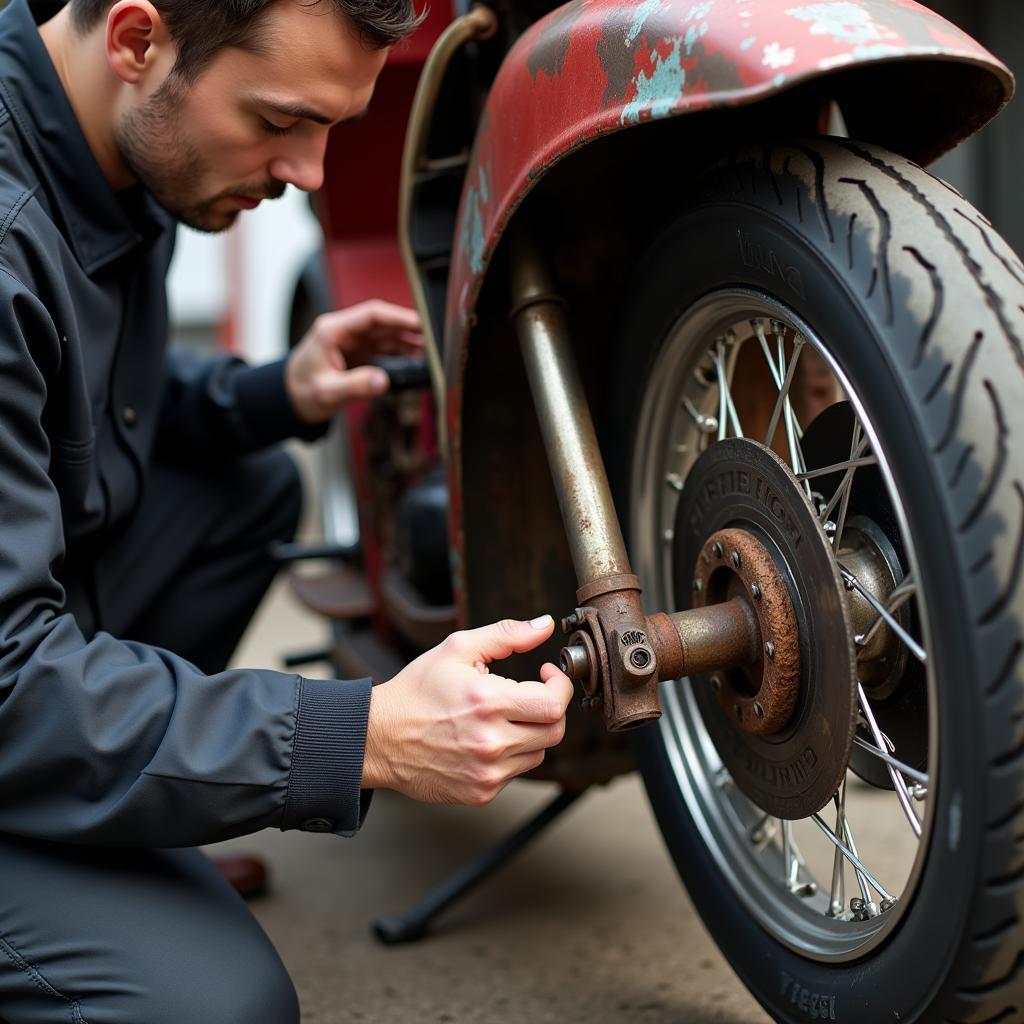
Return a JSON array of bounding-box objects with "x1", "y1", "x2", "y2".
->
[{"x1": 116, "y1": 76, "x2": 285, "y2": 233}]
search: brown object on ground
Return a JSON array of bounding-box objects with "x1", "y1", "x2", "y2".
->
[{"x1": 209, "y1": 852, "x2": 270, "y2": 899}]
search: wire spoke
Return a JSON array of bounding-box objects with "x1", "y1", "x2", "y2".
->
[
  {"x1": 713, "y1": 338, "x2": 743, "y2": 440},
  {"x1": 753, "y1": 319, "x2": 784, "y2": 390},
  {"x1": 774, "y1": 325, "x2": 810, "y2": 490},
  {"x1": 831, "y1": 419, "x2": 862, "y2": 551},
  {"x1": 828, "y1": 785, "x2": 848, "y2": 916},
  {"x1": 797, "y1": 455, "x2": 877, "y2": 482},
  {"x1": 859, "y1": 574, "x2": 917, "y2": 649},
  {"x1": 817, "y1": 435, "x2": 871, "y2": 525},
  {"x1": 764, "y1": 334, "x2": 806, "y2": 449},
  {"x1": 840, "y1": 804, "x2": 873, "y2": 904},
  {"x1": 811, "y1": 813, "x2": 894, "y2": 902},
  {"x1": 853, "y1": 736, "x2": 928, "y2": 786},
  {"x1": 857, "y1": 682, "x2": 923, "y2": 838},
  {"x1": 842, "y1": 567, "x2": 927, "y2": 664}
]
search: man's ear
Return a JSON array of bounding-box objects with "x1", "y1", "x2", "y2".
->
[{"x1": 105, "y1": 0, "x2": 173, "y2": 85}]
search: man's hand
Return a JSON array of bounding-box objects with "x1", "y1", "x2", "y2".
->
[
  {"x1": 285, "y1": 300, "x2": 424, "y2": 423},
  {"x1": 363, "y1": 616, "x2": 574, "y2": 806}
]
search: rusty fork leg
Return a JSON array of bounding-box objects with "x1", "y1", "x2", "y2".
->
[{"x1": 508, "y1": 227, "x2": 663, "y2": 730}]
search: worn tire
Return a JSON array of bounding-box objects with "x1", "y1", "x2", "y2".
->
[{"x1": 612, "y1": 139, "x2": 1024, "y2": 1023}]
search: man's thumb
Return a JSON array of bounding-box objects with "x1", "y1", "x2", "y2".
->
[
  {"x1": 462, "y1": 615, "x2": 555, "y2": 663},
  {"x1": 323, "y1": 366, "x2": 390, "y2": 405}
]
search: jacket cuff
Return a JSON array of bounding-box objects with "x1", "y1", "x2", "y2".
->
[
  {"x1": 282, "y1": 676, "x2": 373, "y2": 837},
  {"x1": 234, "y1": 358, "x2": 329, "y2": 446}
]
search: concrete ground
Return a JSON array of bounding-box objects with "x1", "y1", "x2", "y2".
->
[{"x1": 208, "y1": 454, "x2": 772, "y2": 1022}]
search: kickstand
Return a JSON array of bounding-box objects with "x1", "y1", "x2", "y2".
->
[{"x1": 372, "y1": 788, "x2": 585, "y2": 945}]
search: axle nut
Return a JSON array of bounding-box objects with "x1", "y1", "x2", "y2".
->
[{"x1": 560, "y1": 643, "x2": 591, "y2": 681}]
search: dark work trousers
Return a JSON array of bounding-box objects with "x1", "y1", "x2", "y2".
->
[{"x1": 0, "y1": 446, "x2": 304, "y2": 1024}]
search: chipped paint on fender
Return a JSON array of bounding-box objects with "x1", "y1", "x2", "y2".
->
[
  {"x1": 458, "y1": 164, "x2": 490, "y2": 275},
  {"x1": 626, "y1": 0, "x2": 666, "y2": 46},
  {"x1": 621, "y1": 36, "x2": 688, "y2": 125},
  {"x1": 785, "y1": 2, "x2": 897, "y2": 46}
]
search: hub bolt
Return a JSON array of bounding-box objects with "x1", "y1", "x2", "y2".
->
[
  {"x1": 629, "y1": 647, "x2": 653, "y2": 671},
  {"x1": 754, "y1": 702, "x2": 765, "y2": 719},
  {"x1": 731, "y1": 550, "x2": 741, "y2": 569},
  {"x1": 694, "y1": 577, "x2": 703, "y2": 593},
  {"x1": 710, "y1": 674, "x2": 723, "y2": 692},
  {"x1": 765, "y1": 641, "x2": 776, "y2": 659},
  {"x1": 712, "y1": 541, "x2": 724, "y2": 559},
  {"x1": 751, "y1": 583, "x2": 762, "y2": 601}
]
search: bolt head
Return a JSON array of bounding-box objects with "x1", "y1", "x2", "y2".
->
[
  {"x1": 629, "y1": 647, "x2": 653, "y2": 671},
  {"x1": 712, "y1": 541, "x2": 724, "y2": 559},
  {"x1": 765, "y1": 641, "x2": 776, "y2": 659},
  {"x1": 694, "y1": 577, "x2": 704, "y2": 593},
  {"x1": 731, "y1": 550, "x2": 741, "y2": 569},
  {"x1": 753, "y1": 702, "x2": 765, "y2": 719},
  {"x1": 710, "y1": 674, "x2": 722, "y2": 692},
  {"x1": 751, "y1": 583, "x2": 762, "y2": 601}
]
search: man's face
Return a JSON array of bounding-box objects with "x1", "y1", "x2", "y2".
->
[{"x1": 116, "y1": 1, "x2": 388, "y2": 232}]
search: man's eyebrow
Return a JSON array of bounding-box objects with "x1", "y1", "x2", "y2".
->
[{"x1": 258, "y1": 99, "x2": 370, "y2": 126}]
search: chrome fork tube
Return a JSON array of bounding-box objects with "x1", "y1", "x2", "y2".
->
[{"x1": 509, "y1": 231, "x2": 632, "y2": 584}]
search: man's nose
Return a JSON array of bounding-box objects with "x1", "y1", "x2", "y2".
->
[{"x1": 268, "y1": 134, "x2": 327, "y2": 193}]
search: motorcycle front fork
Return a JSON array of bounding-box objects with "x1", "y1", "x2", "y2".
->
[{"x1": 509, "y1": 227, "x2": 772, "y2": 732}]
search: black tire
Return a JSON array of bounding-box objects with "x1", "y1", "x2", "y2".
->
[{"x1": 610, "y1": 139, "x2": 1024, "y2": 1023}]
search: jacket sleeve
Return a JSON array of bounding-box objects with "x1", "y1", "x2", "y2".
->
[
  {"x1": 154, "y1": 348, "x2": 327, "y2": 461},
  {"x1": 0, "y1": 276, "x2": 370, "y2": 847}
]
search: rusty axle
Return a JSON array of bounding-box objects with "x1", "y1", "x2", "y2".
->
[
  {"x1": 559, "y1": 600, "x2": 762, "y2": 698},
  {"x1": 645, "y1": 600, "x2": 762, "y2": 680}
]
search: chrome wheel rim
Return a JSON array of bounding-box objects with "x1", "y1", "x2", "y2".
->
[{"x1": 630, "y1": 288, "x2": 937, "y2": 962}]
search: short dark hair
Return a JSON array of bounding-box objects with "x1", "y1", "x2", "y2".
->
[{"x1": 70, "y1": 0, "x2": 423, "y2": 80}]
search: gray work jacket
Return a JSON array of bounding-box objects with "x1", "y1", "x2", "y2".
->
[{"x1": 0, "y1": 0, "x2": 371, "y2": 846}]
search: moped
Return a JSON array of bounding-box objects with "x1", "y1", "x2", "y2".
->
[{"x1": 285, "y1": 2, "x2": 1024, "y2": 1020}]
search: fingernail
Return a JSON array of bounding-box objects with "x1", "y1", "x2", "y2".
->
[
  {"x1": 529, "y1": 614, "x2": 552, "y2": 630},
  {"x1": 372, "y1": 371, "x2": 389, "y2": 393}
]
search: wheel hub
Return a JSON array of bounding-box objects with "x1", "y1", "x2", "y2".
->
[
  {"x1": 692, "y1": 527, "x2": 800, "y2": 736},
  {"x1": 674, "y1": 438, "x2": 858, "y2": 819}
]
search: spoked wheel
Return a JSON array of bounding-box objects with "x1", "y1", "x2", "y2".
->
[{"x1": 614, "y1": 140, "x2": 1024, "y2": 1022}]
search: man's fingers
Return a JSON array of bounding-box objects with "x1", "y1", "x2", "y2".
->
[
  {"x1": 493, "y1": 673, "x2": 573, "y2": 724},
  {"x1": 450, "y1": 615, "x2": 555, "y2": 664},
  {"x1": 503, "y1": 718, "x2": 566, "y2": 757},
  {"x1": 348, "y1": 300, "x2": 422, "y2": 334}
]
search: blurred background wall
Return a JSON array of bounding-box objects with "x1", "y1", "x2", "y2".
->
[{"x1": 926, "y1": 0, "x2": 1023, "y2": 257}]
